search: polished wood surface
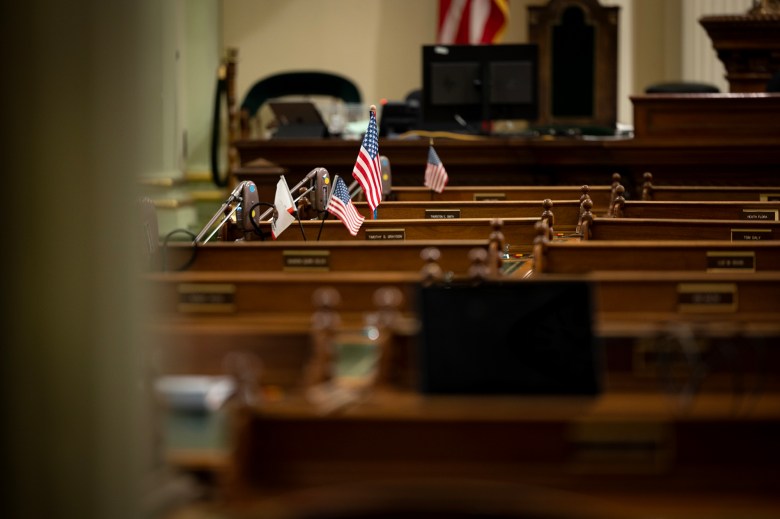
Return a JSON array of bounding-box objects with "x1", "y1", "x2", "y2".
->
[
  {"x1": 227, "y1": 390, "x2": 780, "y2": 517},
  {"x1": 534, "y1": 240, "x2": 780, "y2": 274},
  {"x1": 583, "y1": 217, "x2": 780, "y2": 241},
  {"x1": 232, "y1": 133, "x2": 780, "y2": 206},
  {"x1": 631, "y1": 93, "x2": 780, "y2": 139},
  {"x1": 247, "y1": 217, "x2": 539, "y2": 246},
  {"x1": 161, "y1": 239, "x2": 489, "y2": 273},
  {"x1": 391, "y1": 184, "x2": 613, "y2": 208}
]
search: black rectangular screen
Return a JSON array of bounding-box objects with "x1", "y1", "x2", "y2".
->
[
  {"x1": 416, "y1": 280, "x2": 601, "y2": 395},
  {"x1": 422, "y1": 44, "x2": 539, "y2": 132}
]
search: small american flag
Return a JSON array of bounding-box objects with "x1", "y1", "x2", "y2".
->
[
  {"x1": 424, "y1": 145, "x2": 449, "y2": 193},
  {"x1": 352, "y1": 108, "x2": 383, "y2": 212},
  {"x1": 326, "y1": 175, "x2": 365, "y2": 236}
]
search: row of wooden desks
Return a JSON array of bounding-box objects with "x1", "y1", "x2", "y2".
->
[
  {"x1": 233, "y1": 135, "x2": 780, "y2": 204},
  {"x1": 149, "y1": 186, "x2": 780, "y2": 516}
]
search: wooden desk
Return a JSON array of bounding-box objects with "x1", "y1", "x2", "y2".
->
[
  {"x1": 232, "y1": 94, "x2": 780, "y2": 207},
  {"x1": 227, "y1": 390, "x2": 780, "y2": 517},
  {"x1": 233, "y1": 135, "x2": 780, "y2": 205}
]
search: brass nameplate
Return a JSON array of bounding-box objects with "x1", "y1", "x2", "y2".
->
[
  {"x1": 760, "y1": 193, "x2": 780, "y2": 202},
  {"x1": 740, "y1": 209, "x2": 778, "y2": 221},
  {"x1": 425, "y1": 209, "x2": 461, "y2": 219},
  {"x1": 177, "y1": 283, "x2": 236, "y2": 313},
  {"x1": 568, "y1": 421, "x2": 673, "y2": 475},
  {"x1": 365, "y1": 228, "x2": 405, "y2": 240},
  {"x1": 473, "y1": 192, "x2": 506, "y2": 201},
  {"x1": 706, "y1": 251, "x2": 755, "y2": 272},
  {"x1": 677, "y1": 283, "x2": 737, "y2": 313},
  {"x1": 283, "y1": 250, "x2": 330, "y2": 271},
  {"x1": 730, "y1": 228, "x2": 773, "y2": 241}
]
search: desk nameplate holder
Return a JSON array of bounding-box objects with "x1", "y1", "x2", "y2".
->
[
  {"x1": 706, "y1": 251, "x2": 755, "y2": 273},
  {"x1": 473, "y1": 192, "x2": 506, "y2": 201},
  {"x1": 283, "y1": 250, "x2": 330, "y2": 271},
  {"x1": 568, "y1": 421, "x2": 673, "y2": 475},
  {"x1": 730, "y1": 228, "x2": 773, "y2": 241},
  {"x1": 677, "y1": 282, "x2": 738, "y2": 313},
  {"x1": 365, "y1": 228, "x2": 405, "y2": 241},
  {"x1": 740, "y1": 209, "x2": 778, "y2": 221},
  {"x1": 177, "y1": 283, "x2": 236, "y2": 313},
  {"x1": 760, "y1": 193, "x2": 780, "y2": 202},
  {"x1": 425, "y1": 209, "x2": 460, "y2": 219}
]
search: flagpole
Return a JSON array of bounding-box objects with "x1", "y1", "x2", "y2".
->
[
  {"x1": 428, "y1": 137, "x2": 435, "y2": 200},
  {"x1": 370, "y1": 104, "x2": 378, "y2": 220}
]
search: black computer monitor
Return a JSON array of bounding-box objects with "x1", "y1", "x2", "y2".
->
[
  {"x1": 416, "y1": 279, "x2": 601, "y2": 395},
  {"x1": 421, "y1": 44, "x2": 538, "y2": 133}
]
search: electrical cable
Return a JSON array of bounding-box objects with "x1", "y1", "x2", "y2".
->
[{"x1": 161, "y1": 229, "x2": 198, "y2": 272}]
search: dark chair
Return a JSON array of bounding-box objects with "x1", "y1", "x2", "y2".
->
[
  {"x1": 239, "y1": 71, "x2": 362, "y2": 137},
  {"x1": 645, "y1": 82, "x2": 720, "y2": 94}
]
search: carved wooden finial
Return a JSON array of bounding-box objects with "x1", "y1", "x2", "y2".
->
[
  {"x1": 420, "y1": 247, "x2": 443, "y2": 286},
  {"x1": 612, "y1": 172, "x2": 622, "y2": 185},
  {"x1": 577, "y1": 198, "x2": 594, "y2": 240},
  {"x1": 610, "y1": 184, "x2": 625, "y2": 218},
  {"x1": 488, "y1": 218, "x2": 505, "y2": 275},
  {"x1": 576, "y1": 197, "x2": 593, "y2": 234},
  {"x1": 642, "y1": 171, "x2": 654, "y2": 201},
  {"x1": 541, "y1": 198, "x2": 555, "y2": 239},
  {"x1": 306, "y1": 287, "x2": 342, "y2": 388},
  {"x1": 579, "y1": 185, "x2": 592, "y2": 218},
  {"x1": 373, "y1": 286, "x2": 403, "y2": 317},
  {"x1": 531, "y1": 220, "x2": 549, "y2": 273},
  {"x1": 468, "y1": 247, "x2": 490, "y2": 282},
  {"x1": 222, "y1": 351, "x2": 262, "y2": 408}
]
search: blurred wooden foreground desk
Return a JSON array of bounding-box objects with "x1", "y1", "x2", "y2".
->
[{"x1": 226, "y1": 390, "x2": 780, "y2": 518}]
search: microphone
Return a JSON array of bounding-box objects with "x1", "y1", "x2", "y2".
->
[
  {"x1": 254, "y1": 168, "x2": 332, "y2": 223},
  {"x1": 235, "y1": 181, "x2": 262, "y2": 240},
  {"x1": 193, "y1": 181, "x2": 248, "y2": 244},
  {"x1": 312, "y1": 168, "x2": 330, "y2": 212}
]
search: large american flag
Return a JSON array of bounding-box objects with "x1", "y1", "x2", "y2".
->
[
  {"x1": 326, "y1": 175, "x2": 365, "y2": 236},
  {"x1": 424, "y1": 145, "x2": 449, "y2": 193},
  {"x1": 352, "y1": 108, "x2": 383, "y2": 212},
  {"x1": 438, "y1": 0, "x2": 509, "y2": 44}
]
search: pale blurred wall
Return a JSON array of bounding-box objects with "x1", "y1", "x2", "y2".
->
[{"x1": 220, "y1": 0, "x2": 639, "y2": 131}]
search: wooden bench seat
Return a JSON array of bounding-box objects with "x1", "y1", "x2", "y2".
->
[
  {"x1": 248, "y1": 217, "x2": 539, "y2": 248},
  {"x1": 354, "y1": 199, "x2": 581, "y2": 227},
  {"x1": 390, "y1": 184, "x2": 612, "y2": 209},
  {"x1": 641, "y1": 172, "x2": 780, "y2": 202},
  {"x1": 581, "y1": 217, "x2": 780, "y2": 241},
  {"x1": 532, "y1": 240, "x2": 780, "y2": 274},
  {"x1": 161, "y1": 239, "x2": 490, "y2": 273},
  {"x1": 614, "y1": 200, "x2": 780, "y2": 221}
]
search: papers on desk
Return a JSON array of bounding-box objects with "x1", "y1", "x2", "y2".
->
[{"x1": 155, "y1": 376, "x2": 236, "y2": 413}]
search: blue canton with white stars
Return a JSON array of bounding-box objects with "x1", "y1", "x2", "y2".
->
[{"x1": 363, "y1": 111, "x2": 379, "y2": 159}]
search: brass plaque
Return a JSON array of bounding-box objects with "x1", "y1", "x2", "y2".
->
[
  {"x1": 425, "y1": 209, "x2": 461, "y2": 219},
  {"x1": 177, "y1": 283, "x2": 236, "y2": 313},
  {"x1": 283, "y1": 250, "x2": 330, "y2": 271},
  {"x1": 760, "y1": 193, "x2": 780, "y2": 202},
  {"x1": 740, "y1": 209, "x2": 778, "y2": 221},
  {"x1": 730, "y1": 228, "x2": 773, "y2": 241},
  {"x1": 473, "y1": 192, "x2": 506, "y2": 201},
  {"x1": 568, "y1": 421, "x2": 673, "y2": 475},
  {"x1": 365, "y1": 228, "x2": 405, "y2": 240},
  {"x1": 677, "y1": 283, "x2": 737, "y2": 313},
  {"x1": 706, "y1": 251, "x2": 755, "y2": 272}
]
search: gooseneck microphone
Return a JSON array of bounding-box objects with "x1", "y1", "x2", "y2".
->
[{"x1": 193, "y1": 181, "x2": 248, "y2": 244}]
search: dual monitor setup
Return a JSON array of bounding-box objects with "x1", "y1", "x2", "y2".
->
[{"x1": 269, "y1": 44, "x2": 540, "y2": 139}]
